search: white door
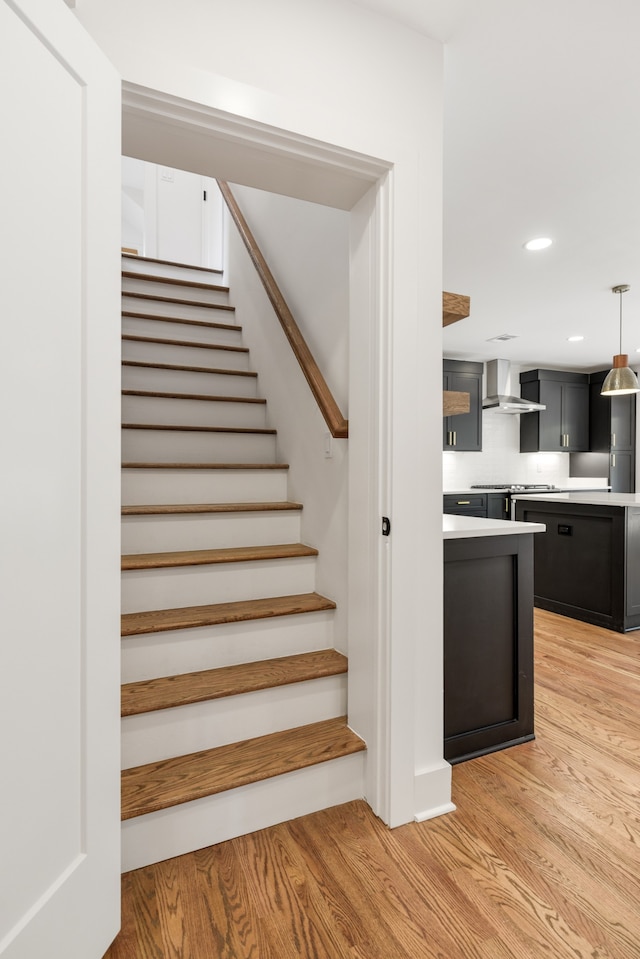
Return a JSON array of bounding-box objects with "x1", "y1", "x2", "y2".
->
[
  {"x1": 156, "y1": 166, "x2": 224, "y2": 268},
  {"x1": 0, "y1": 2, "x2": 121, "y2": 957}
]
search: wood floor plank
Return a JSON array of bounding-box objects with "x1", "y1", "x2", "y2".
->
[
  {"x1": 106, "y1": 608, "x2": 640, "y2": 959},
  {"x1": 121, "y1": 501, "x2": 302, "y2": 516},
  {"x1": 121, "y1": 543, "x2": 318, "y2": 571},
  {"x1": 120, "y1": 717, "x2": 365, "y2": 820},
  {"x1": 121, "y1": 591, "x2": 333, "y2": 637},
  {"x1": 121, "y1": 649, "x2": 347, "y2": 716}
]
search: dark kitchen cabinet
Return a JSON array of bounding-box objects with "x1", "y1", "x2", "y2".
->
[
  {"x1": 519, "y1": 369, "x2": 589, "y2": 453},
  {"x1": 444, "y1": 531, "x2": 535, "y2": 762},
  {"x1": 588, "y1": 369, "x2": 636, "y2": 492},
  {"x1": 515, "y1": 497, "x2": 640, "y2": 632},
  {"x1": 443, "y1": 359, "x2": 483, "y2": 452},
  {"x1": 487, "y1": 491, "x2": 511, "y2": 519},
  {"x1": 443, "y1": 493, "x2": 487, "y2": 517}
]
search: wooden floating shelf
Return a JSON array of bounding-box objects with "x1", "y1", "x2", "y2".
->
[
  {"x1": 443, "y1": 390, "x2": 471, "y2": 417},
  {"x1": 442, "y1": 291, "x2": 471, "y2": 327}
]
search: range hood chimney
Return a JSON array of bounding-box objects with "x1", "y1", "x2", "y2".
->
[{"x1": 482, "y1": 359, "x2": 545, "y2": 414}]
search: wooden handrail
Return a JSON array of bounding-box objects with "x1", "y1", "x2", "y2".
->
[{"x1": 217, "y1": 180, "x2": 349, "y2": 439}]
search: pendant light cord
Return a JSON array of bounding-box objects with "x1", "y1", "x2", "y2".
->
[{"x1": 619, "y1": 289, "x2": 623, "y2": 355}]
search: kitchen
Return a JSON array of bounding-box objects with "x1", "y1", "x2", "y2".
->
[{"x1": 441, "y1": 348, "x2": 639, "y2": 763}]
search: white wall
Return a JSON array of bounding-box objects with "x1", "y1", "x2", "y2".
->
[
  {"x1": 225, "y1": 219, "x2": 350, "y2": 644},
  {"x1": 229, "y1": 184, "x2": 350, "y2": 414},
  {"x1": 76, "y1": 0, "x2": 447, "y2": 825}
]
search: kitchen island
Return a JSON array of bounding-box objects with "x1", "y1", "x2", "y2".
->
[
  {"x1": 514, "y1": 491, "x2": 640, "y2": 633},
  {"x1": 443, "y1": 513, "x2": 545, "y2": 762}
]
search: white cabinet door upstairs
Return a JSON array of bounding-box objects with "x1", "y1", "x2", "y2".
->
[{"x1": 0, "y1": 1, "x2": 121, "y2": 957}]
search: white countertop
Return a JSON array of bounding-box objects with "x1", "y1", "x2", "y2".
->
[
  {"x1": 512, "y1": 491, "x2": 640, "y2": 508},
  {"x1": 443, "y1": 514, "x2": 546, "y2": 539},
  {"x1": 444, "y1": 486, "x2": 609, "y2": 495}
]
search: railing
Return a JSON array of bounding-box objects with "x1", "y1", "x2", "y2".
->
[{"x1": 217, "y1": 180, "x2": 349, "y2": 440}]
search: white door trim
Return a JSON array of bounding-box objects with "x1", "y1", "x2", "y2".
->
[{"x1": 120, "y1": 81, "x2": 397, "y2": 822}]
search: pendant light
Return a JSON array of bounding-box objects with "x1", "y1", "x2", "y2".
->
[{"x1": 601, "y1": 284, "x2": 640, "y2": 396}]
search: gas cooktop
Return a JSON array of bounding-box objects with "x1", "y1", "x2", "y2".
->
[{"x1": 470, "y1": 484, "x2": 557, "y2": 492}]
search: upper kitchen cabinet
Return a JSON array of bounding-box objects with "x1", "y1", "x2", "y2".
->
[
  {"x1": 519, "y1": 369, "x2": 589, "y2": 453},
  {"x1": 443, "y1": 359, "x2": 483, "y2": 451},
  {"x1": 588, "y1": 369, "x2": 636, "y2": 493}
]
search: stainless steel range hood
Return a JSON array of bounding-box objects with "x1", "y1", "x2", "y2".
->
[{"x1": 482, "y1": 359, "x2": 546, "y2": 413}]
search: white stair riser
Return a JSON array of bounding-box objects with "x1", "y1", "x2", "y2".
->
[
  {"x1": 122, "y1": 365, "x2": 258, "y2": 398},
  {"x1": 122, "y1": 315, "x2": 243, "y2": 350},
  {"x1": 122, "y1": 276, "x2": 230, "y2": 306},
  {"x1": 122, "y1": 293, "x2": 231, "y2": 324},
  {"x1": 121, "y1": 428, "x2": 277, "y2": 464},
  {"x1": 122, "y1": 338, "x2": 250, "y2": 370},
  {"x1": 121, "y1": 610, "x2": 336, "y2": 683},
  {"x1": 121, "y1": 467, "x2": 289, "y2": 505},
  {"x1": 121, "y1": 752, "x2": 365, "y2": 872},
  {"x1": 121, "y1": 675, "x2": 347, "y2": 769},
  {"x1": 121, "y1": 556, "x2": 318, "y2": 613},
  {"x1": 121, "y1": 257, "x2": 224, "y2": 284},
  {"x1": 121, "y1": 394, "x2": 267, "y2": 429},
  {"x1": 121, "y1": 510, "x2": 301, "y2": 553}
]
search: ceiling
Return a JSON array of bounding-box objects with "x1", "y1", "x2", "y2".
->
[{"x1": 350, "y1": 0, "x2": 640, "y2": 373}]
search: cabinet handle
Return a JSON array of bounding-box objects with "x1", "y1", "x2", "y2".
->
[
  {"x1": 612, "y1": 453, "x2": 616, "y2": 467},
  {"x1": 611, "y1": 432, "x2": 616, "y2": 447},
  {"x1": 457, "y1": 500, "x2": 470, "y2": 505},
  {"x1": 504, "y1": 497, "x2": 509, "y2": 514},
  {"x1": 453, "y1": 431, "x2": 457, "y2": 446}
]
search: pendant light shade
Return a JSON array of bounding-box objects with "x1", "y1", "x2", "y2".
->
[{"x1": 601, "y1": 285, "x2": 640, "y2": 396}]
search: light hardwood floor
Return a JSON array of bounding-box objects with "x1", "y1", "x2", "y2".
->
[{"x1": 104, "y1": 609, "x2": 640, "y2": 958}]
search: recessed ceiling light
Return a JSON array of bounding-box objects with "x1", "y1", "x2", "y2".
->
[
  {"x1": 524, "y1": 237, "x2": 553, "y2": 251},
  {"x1": 567, "y1": 335, "x2": 584, "y2": 342}
]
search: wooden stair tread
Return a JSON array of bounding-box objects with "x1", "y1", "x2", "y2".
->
[
  {"x1": 122, "y1": 389, "x2": 265, "y2": 405},
  {"x1": 122, "y1": 542, "x2": 318, "y2": 571},
  {"x1": 122, "y1": 359, "x2": 255, "y2": 377},
  {"x1": 122, "y1": 253, "x2": 222, "y2": 275},
  {"x1": 122, "y1": 270, "x2": 227, "y2": 293},
  {"x1": 121, "y1": 501, "x2": 302, "y2": 516},
  {"x1": 122, "y1": 422, "x2": 276, "y2": 435},
  {"x1": 123, "y1": 290, "x2": 229, "y2": 310},
  {"x1": 121, "y1": 591, "x2": 335, "y2": 637},
  {"x1": 121, "y1": 649, "x2": 347, "y2": 716},
  {"x1": 121, "y1": 716, "x2": 365, "y2": 820},
  {"x1": 122, "y1": 309, "x2": 236, "y2": 327},
  {"x1": 121, "y1": 462, "x2": 289, "y2": 470},
  {"x1": 122, "y1": 333, "x2": 247, "y2": 351}
]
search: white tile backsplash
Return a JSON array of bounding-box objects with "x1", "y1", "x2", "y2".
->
[{"x1": 443, "y1": 407, "x2": 572, "y2": 490}]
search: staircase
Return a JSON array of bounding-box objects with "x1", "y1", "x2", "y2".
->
[{"x1": 120, "y1": 253, "x2": 365, "y2": 872}]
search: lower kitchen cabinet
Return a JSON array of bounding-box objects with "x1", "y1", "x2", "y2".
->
[
  {"x1": 514, "y1": 497, "x2": 640, "y2": 632},
  {"x1": 443, "y1": 532, "x2": 535, "y2": 762},
  {"x1": 443, "y1": 493, "x2": 487, "y2": 517},
  {"x1": 487, "y1": 491, "x2": 511, "y2": 519}
]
